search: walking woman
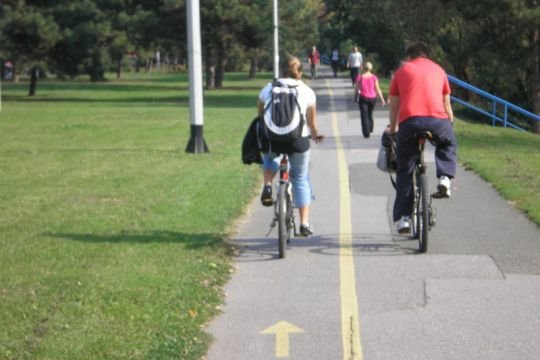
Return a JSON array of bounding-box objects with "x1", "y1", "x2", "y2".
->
[{"x1": 354, "y1": 61, "x2": 386, "y2": 138}]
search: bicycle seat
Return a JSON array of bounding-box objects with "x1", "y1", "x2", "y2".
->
[{"x1": 415, "y1": 131, "x2": 433, "y2": 140}]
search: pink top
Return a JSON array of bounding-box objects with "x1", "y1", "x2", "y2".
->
[{"x1": 356, "y1": 74, "x2": 378, "y2": 99}]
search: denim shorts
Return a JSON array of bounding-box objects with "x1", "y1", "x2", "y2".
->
[{"x1": 262, "y1": 150, "x2": 312, "y2": 208}]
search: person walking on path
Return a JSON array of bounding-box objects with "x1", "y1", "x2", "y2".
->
[
  {"x1": 347, "y1": 46, "x2": 363, "y2": 86},
  {"x1": 257, "y1": 55, "x2": 323, "y2": 236},
  {"x1": 331, "y1": 48, "x2": 340, "y2": 77},
  {"x1": 388, "y1": 42, "x2": 457, "y2": 234},
  {"x1": 308, "y1": 46, "x2": 320, "y2": 80},
  {"x1": 354, "y1": 61, "x2": 386, "y2": 138}
]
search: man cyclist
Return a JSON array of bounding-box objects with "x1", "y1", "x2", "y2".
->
[{"x1": 388, "y1": 42, "x2": 457, "y2": 234}]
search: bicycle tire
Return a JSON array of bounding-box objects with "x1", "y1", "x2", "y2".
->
[
  {"x1": 418, "y1": 173, "x2": 429, "y2": 253},
  {"x1": 286, "y1": 184, "x2": 294, "y2": 244},
  {"x1": 412, "y1": 171, "x2": 420, "y2": 239},
  {"x1": 277, "y1": 183, "x2": 288, "y2": 258}
]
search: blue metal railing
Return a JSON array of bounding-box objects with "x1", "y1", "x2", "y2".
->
[{"x1": 448, "y1": 75, "x2": 540, "y2": 131}]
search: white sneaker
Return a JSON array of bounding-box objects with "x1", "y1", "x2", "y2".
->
[
  {"x1": 396, "y1": 216, "x2": 411, "y2": 234},
  {"x1": 436, "y1": 176, "x2": 451, "y2": 198}
]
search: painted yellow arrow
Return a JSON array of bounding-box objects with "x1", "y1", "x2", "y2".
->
[{"x1": 261, "y1": 321, "x2": 305, "y2": 358}]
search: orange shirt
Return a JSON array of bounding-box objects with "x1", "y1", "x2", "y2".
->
[{"x1": 389, "y1": 57, "x2": 451, "y2": 123}]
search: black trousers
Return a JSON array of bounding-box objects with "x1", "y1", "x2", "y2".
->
[
  {"x1": 359, "y1": 96, "x2": 376, "y2": 137},
  {"x1": 350, "y1": 67, "x2": 359, "y2": 85},
  {"x1": 393, "y1": 117, "x2": 457, "y2": 221}
]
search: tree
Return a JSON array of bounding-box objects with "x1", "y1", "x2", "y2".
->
[
  {"x1": 439, "y1": 0, "x2": 540, "y2": 130},
  {"x1": 0, "y1": 3, "x2": 60, "y2": 94}
]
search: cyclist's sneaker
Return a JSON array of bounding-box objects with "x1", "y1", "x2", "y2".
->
[
  {"x1": 396, "y1": 216, "x2": 411, "y2": 234},
  {"x1": 260, "y1": 184, "x2": 273, "y2": 206},
  {"x1": 435, "y1": 176, "x2": 451, "y2": 198},
  {"x1": 299, "y1": 223, "x2": 314, "y2": 237}
]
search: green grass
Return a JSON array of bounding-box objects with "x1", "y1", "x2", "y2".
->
[
  {"x1": 454, "y1": 120, "x2": 540, "y2": 225},
  {"x1": 0, "y1": 72, "x2": 265, "y2": 359}
]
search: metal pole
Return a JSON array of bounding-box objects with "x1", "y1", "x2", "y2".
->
[
  {"x1": 273, "y1": 0, "x2": 279, "y2": 80},
  {"x1": 186, "y1": 0, "x2": 209, "y2": 153}
]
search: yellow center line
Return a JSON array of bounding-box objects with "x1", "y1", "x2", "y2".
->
[{"x1": 326, "y1": 80, "x2": 363, "y2": 360}]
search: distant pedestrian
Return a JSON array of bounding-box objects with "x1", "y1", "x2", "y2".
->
[
  {"x1": 347, "y1": 46, "x2": 363, "y2": 86},
  {"x1": 354, "y1": 62, "x2": 386, "y2": 138},
  {"x1": 331, "y1": 48, "x2": 340, "y2": 77},
  {"x1": 155, "y1": 50, "x2": 161, "y2": 72},
  {"x1": 308, "y1": 46, "x2": 320, "y2": 80}
]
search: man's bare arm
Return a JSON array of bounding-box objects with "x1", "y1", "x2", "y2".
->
[{"x1": 389, "y1": 95, "x2": 400, "y2": 133}]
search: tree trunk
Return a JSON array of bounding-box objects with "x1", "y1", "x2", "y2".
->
[
  {"x1": 89, "y1": 53, "x2": 106, "y2": 82},
  {"x1": 214, "y1": 44, "x2": 227, "y2": 88},
  {"x1": 28, "y1": 67, "x2": 38, "y2": 96},
  {"x1": 249, "y1": 57, "x2": 257, "y2": 79},
  {"x1": 532, "y1": 29, "x2": 540, "y2": 134},
  {"x1": 116, "y1": 58, "x2": 123, "y2": 79},
  {"x1": 205, "y1": 49, "x2": 216, "y2": 90}
]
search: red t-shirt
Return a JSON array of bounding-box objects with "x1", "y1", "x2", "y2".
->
[
  {"x1": 308, "y1": 51, "x2": 320, "y2": 64},
  {"x1": 389, "y1": 57, "x2": 451, "y2": 123}
]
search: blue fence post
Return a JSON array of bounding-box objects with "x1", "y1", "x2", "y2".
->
[{"x1": 504, "y1": 104, "x2": 508, "y2": 128}]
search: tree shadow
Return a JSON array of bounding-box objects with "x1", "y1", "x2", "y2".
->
[{"x1": 43, "y1": 230, "x2": 227, "y2": 250}]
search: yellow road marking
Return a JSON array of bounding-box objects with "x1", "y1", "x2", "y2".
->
[
  {"x1": 326, "y1": 80, "x2": 363, "y2": 360},
  {"x1": 261, "y1": 321, "x2": 305, "y2": 358}
]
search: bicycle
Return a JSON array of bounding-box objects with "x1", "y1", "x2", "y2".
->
[
  {"x1": 265, "y1": 136, "x2": 323, "y2": 258},
  {"x1": 267, "y1": 154, "x2": 296, "y2": 259},
  {"x1": 411, "y1": 131, "x2": 437, "y2": 253}
]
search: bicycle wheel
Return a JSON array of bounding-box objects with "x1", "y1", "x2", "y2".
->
[
  {"x1": 412, "y1": 171, "x2": 420, "y2": 239},
  {"x1": 285, "y1": 184, "x2": 294, "y2": 244},
  {"x1": 417, "y1": 173, "x2": 429, "y2": 253},
  {"x1": 277, "y1": 182, "x2": 288, "y2": 258}
]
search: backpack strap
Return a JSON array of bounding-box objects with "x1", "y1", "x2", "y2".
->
[{"x1": 389, "y1": 173, "x2": 396, "y2": 189}]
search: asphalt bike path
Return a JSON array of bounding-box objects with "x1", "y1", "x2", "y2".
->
[{"x1": 206, "y1": 66, "x2": 540, "y2": 360}]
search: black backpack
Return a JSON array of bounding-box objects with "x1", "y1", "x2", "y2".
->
[{"x1": 261, "y1": 80, "x2": 305, "y2": 143}]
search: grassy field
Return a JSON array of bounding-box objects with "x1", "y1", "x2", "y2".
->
[
  {"x1": 0, "y1": 72, "x2": 264, "y2": 359},
  {"x1": 1, "y1": 72, "x2": 538, "y2": 359}
]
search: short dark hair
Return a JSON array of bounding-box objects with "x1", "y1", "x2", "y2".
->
[{"x1": 406, "y1": 42, "x2": 430, "y2": 59}]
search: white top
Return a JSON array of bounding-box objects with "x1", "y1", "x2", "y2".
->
[
  {"x1": 348, "y1": 51, "x2": 363, "y2": 68},
  {"x1": 259, "y1": 78, "x2": 316, "y2": 137}
]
